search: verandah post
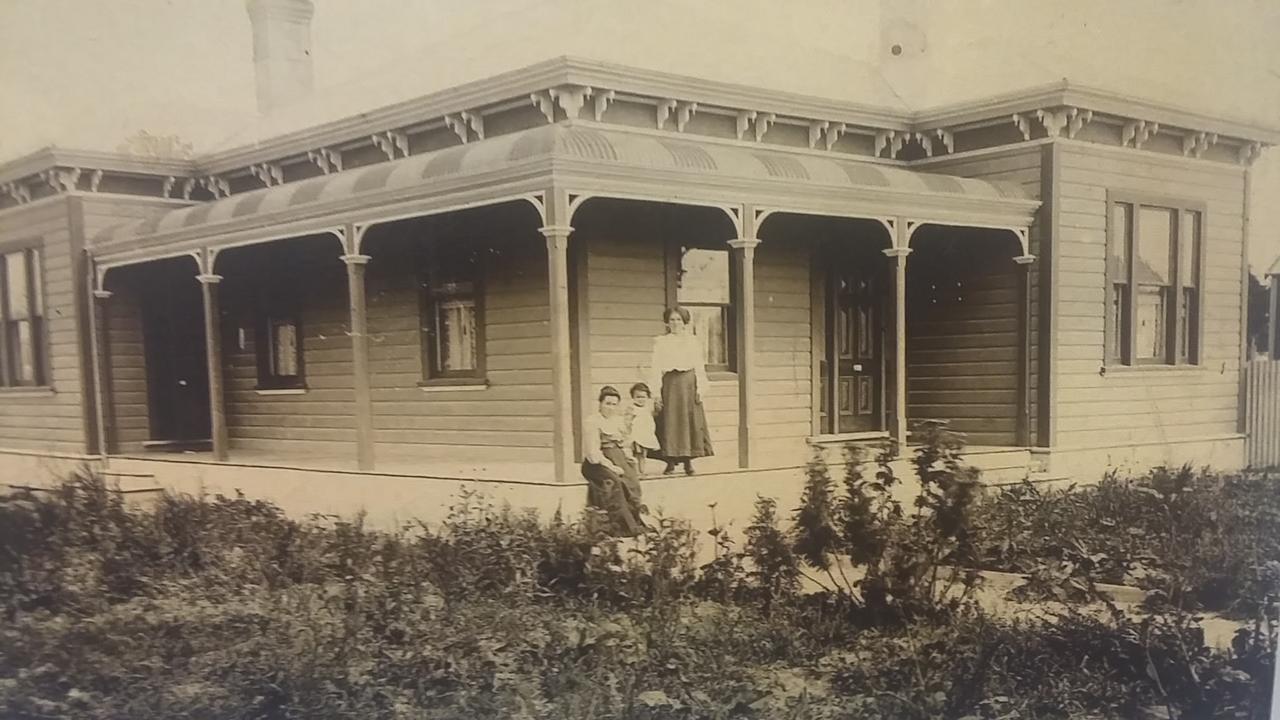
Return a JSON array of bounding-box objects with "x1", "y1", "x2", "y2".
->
[
  {"x1": 1014, "y1": 253, "x2": 1037, "y2": 447},
  {"x1": 341, "y1": 230, "x2": 375, "y2": 471},
  {"x1": 541, "y1": 222, "x2": 575, "y2": 481},
  {"x1": 728, "y1": 235, "x2": 760, "y2": 468},
  {"x1": 89, "y1": 285, "x2": 114, "y2": 457},
  {"x1": 197, "y1": 272, "x2": 229, "y2": 461},
  {"x1": 883, "y1": 242, "x2": 912, "y2": 451}
]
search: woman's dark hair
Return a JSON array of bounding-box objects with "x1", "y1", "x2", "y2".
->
[
  {"x1": 598, "y1": 385, "x2": 621, "y2": 403},
  {"x1": 629, "y1": 382, "x2": 651, "y2": 398},
  {"x1": 664, "y1": 306, "x2": 691, "y2": 325}
]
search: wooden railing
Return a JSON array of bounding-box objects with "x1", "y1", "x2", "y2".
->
[{"x1": 1245, "y1": 357, "x2": 1280, "y2": 468}]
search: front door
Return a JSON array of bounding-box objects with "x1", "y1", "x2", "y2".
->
[
  {"x1": 818, "y1": 249, "x2": 884, "y2": 434},
  {"x1": 141, "y1": 268, "x2": 211, "y2": 446}
]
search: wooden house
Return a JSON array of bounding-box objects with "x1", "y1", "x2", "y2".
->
[{"x1": 1, "y1": 8, "x2": 1275, "y2": 524}]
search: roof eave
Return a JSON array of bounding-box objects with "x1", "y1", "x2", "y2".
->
[
  {"x1": 197, "y1": 57, "x2": 578, "y2": 174},
  {"x1": 914, "y1": 80, "x2": 1280, "y2": 145},
  {"x1": 0, "y1": 147, "x2": 196, "y2": 187},
  {"x1": 198, "y1": 56, "x2": 915, "y2": 175}
]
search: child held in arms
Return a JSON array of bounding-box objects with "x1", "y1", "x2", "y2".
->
[{"x1": 625, "y1": 382, "x2": 660, "y2": 476}]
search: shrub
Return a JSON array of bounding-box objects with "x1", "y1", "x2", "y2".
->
[
  {"x1": 974, "y1": 467, "x2": 1280, "y2": 614},
  {"x1": 742, "y1": 496, "x2": 800, "y2": 613},
  {"x1": 788, "y1": 422, "x2": 984, "y2": 625}
]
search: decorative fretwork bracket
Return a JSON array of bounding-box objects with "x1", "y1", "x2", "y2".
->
[
  {"x1": 1036, "y1": 107, "x2": 1093, "y2": 139},
  {"x1": 808, "y1": 120, "x2": 827, "y2": 149},
  {"x1": 934, "y1": 128, "x2": 954, "y2": 154},
  {"x1": 754, "y1": 112, "x2": 775, "y2": 142},
  {"x1": 1181, "y1": 131, "x2": 1218, "y2": 159},
  {"x1": 444, "y1": 111, "x2": 485, "y2": 144},
  {"x1": 735, "y1": 111, "x2": 755, "y2": 141},
  {"x1": 162, "y1": 176, "x2": 176, "y2": 199},
  {"x1": 808, "y1": 121, "x2": 849, "y2": 150},
  {"x1": 1, "y1": 181, "x2": 31, "y2": 205},
  {"x1": 1011, "y1": 113, "x2": 1032, "y2": 141},
  {"x1": 550, "y1": 85, "x2": 592, "y2": 120},
  {"x1": 1121, "y1": 120, "x2": 1159, "y2": 149},
  {"x1": 307, "y1": 148, "x2": 343, "y2": 175},
  {"x1": 201, "y1": 175, "x2": 231, "y2": 199},
  {"x1": 1066, "y1": 108, "x2": 1093, "y2": 138},
  {"x1": 913, "y1": 132, "x2": 934, "y2": 157},
  {"x1": 370, "y1": 130, "x2": 409, "y2": 160},
  {"x1": 732, "y1": 110, "x2": 774, "y2": 142},
  {"x1": 593, "y1": 89, "x2": 615, "y2": 121},
  {"x1": 530, "y1": 90, "x2": 556, "y2": 123},
  {"x1": 658, "y1": 100, "x2": 698, "y2": 131},
  {"x1": 656, "y1": 99, "x2": 677, "y2": 130},
  {"x1": 41, "y1": 167, "x2": 81, "y2": 193},
  {"x1": 675, "y1": 101, "x2": 697, "y2": 132},
  {"x1": 1238, "y1": 141, "x2": 1265, "y2": 166},
  {"x1": 89, "y1": 169, "x2": 103, "y2": 192},
  {"x1": 182, "y1": 177, "x2": 197, "y2": 201},
  {"x1": 250, "y1": 162, "x2": 284, "y2": 188},
  {"x1": 531, "y1": 85, "x2": 595, "y2": 123},
  {"x1": 825, "y1": 122, "x2": 847, "y2": 150},
  {"x1": 875, "y1": 129, "x2": 906, "y2": 158}
]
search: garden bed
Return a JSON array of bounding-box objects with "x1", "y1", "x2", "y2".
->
[{"x1": 0, "y1": 429, "x2": 1275, "y2": 719}]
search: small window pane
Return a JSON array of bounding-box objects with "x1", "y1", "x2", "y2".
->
[
  {"x1": 1109, "y1": 202, "x2": 1132, "y2": 279},
  {"x1": 1180, "y1": 211, "x2": 1200, "y2": 288},
  {"x1": 29, "y1": 250, "x2": 42, "y2": 316},
  {"x1": 5, "y1": 252, "x2": 28, "y2": 320},
  {"x1": 1136, "y1": 207, "x2": 1174, "y2": 285},
  {"x1": 9, "y1": 321, "x2": 35, "y2": 384},
  {"x1": 436, "y1": 298, "x2": 477, "y2": 371},
  {"x1": 1110, "y1": 283, "x2": 1128, "y2": 360},
  {"x1": 1135, "y1": 286, "x2": 1168, "y2": 361},
  {"x1": 678, "y1": 248, "x2": 730, "y2": 304},
  {"x1": 271, "y1": 320, "x2": 299, "y2": 377},
  {"x1": 1179, "y1": 289, "x2": 1197, "y2": 361},
  {"x1": 688, "y1": 305, "x2": 728, "y2": 367}
]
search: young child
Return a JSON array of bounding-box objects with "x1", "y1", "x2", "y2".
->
[{"x1": 625, "y1": 382, "x2": 661, "y2": 476}]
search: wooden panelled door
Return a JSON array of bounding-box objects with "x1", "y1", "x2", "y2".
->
[
  {"x1": 819, "y1": 250, "x2": 884, "y2": 434},
  {"x1": 141, "y1": 269, "x2": 212, "y2": 446}
]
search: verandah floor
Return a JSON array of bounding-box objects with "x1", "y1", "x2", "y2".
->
[{"x1": 111, "y1": 443, "x2": 1035, "y2": 487}]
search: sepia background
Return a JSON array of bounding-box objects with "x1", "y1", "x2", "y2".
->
[{"x1": 1, "y1": 0, "x2": 1278, "y2": 271}]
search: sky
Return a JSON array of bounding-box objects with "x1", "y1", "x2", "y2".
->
[{"x1": 0, "y1": 0, "x2": 1277, "y2": 271}]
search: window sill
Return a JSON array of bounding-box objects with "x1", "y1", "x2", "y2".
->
[
  {"x1": 419, "y1": 379, "x2": 489, "y2": 393},
  {"x1": 707, "y1": 371, "x2": 738, "y2": 384},
  {"x1": 0, "y1": 386, "x2": 54, "y2": 398},
  {"x1": 255, "y1": 387, "x2": 308, "y2": 396},
  {"x1": 807, "y1": 431, "x2": 890, "y2": 445},
  {"x1": 1099, "y1": 363, "x2": 1208, "y2": 377}
]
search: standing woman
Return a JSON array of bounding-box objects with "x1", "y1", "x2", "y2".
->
[
  {"x1": 649, "y1": 306, "x2": 714, "y2": 474},
  {"x1": 581, "y1": 386, "x2": 646, "y2": 536}
]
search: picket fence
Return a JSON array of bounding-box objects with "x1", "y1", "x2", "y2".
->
[{"x1": 1245, "y1": 357, "x2": 1280, "y2": 468}]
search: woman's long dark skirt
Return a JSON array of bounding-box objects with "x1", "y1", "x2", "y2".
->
[
  {"x1": 656, "y1": 369, "x2": 713, "y2": 459},
  {"x1": 581, "y1": 445, "x2": 645, "y2": 537}
]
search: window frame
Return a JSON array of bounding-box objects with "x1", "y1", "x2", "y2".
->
[
  {"x1": 418, "y1": 242, "x2": 487, "y2": 385},
  {"x1": 1104, "y1": 191, "x2": 1207, "y2": 368},
  {"x1": 0, "y1": 243, "x2": 49, "y2": 388},
  {"x1": 253, "y1": 304, "x2": 306, "y2": 391},
  {"x1": 664, "y1": 238, "x2": 738, "y2": 375}
]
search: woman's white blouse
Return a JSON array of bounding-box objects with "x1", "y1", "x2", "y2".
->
[
  {"x1": 649, "y1": 333, "x2": 710, "y2": 397},
  {"x1": 583, "y1": 411, "x2": 626, "y2": 465}
]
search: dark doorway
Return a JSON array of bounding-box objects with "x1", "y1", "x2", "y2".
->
[
  {"x1": 818, "y1": 241, "x2": 886, "y2": 434},
  {"x1": 140, "y1": 263, "x2": 211, "y2": 449}
]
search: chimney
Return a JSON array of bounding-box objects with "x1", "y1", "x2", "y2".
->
[{"x1": 245, "y1": 0, "x2": 315, "y2": 114}]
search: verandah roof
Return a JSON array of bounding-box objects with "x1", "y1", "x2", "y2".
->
[{"x1": 90, "y1": 123, "x2": 1039, "y2": 268}]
